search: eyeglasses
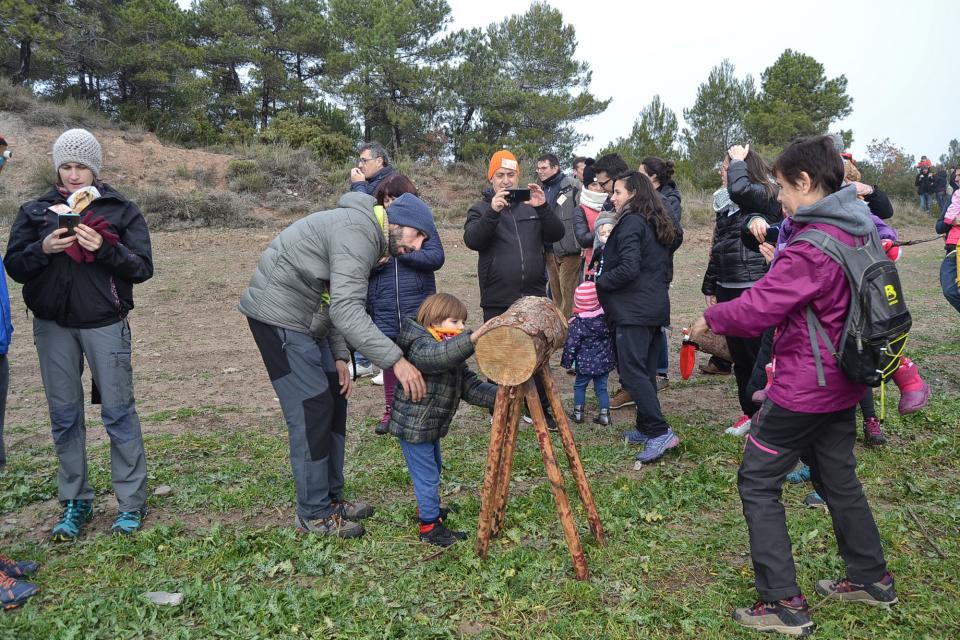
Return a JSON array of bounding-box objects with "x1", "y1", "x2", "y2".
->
[
  {"x1": 597, "y1": 177, "x2": 613, "y2": 190},
  {"x1": 358, "y1": 156, "x2": 378, "y2": 165}
]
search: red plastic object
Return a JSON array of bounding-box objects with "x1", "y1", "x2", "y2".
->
[{"x1": 679, "y1": 328, "x2": 698, "y2": 380}]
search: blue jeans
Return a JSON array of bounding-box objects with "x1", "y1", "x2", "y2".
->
[
  {"x1": 399, "y1": 439, "x2": 442, "y2": 522},
  {"x1": 936, "y1": 192, "x2": 949, "y2": 215},
  {"x1": 354, "y1": 352, "x2": 371, "y2": 368},
  {"x1": 657, "y1": 327, "x2": 669, "y2": 375},
  {"x1": 941, "y1": 250, "x2": 960, "y2": 314},
  {"x1": 573, "y1": 372, "x2": 610, "y2": 409},
  {"x1": 919, "y1": 193, "x2": 932, "y2": 213}
]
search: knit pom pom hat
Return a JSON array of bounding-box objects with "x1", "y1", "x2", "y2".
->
[
  {"x1": 573, "y1": 281, "x2": 601, "y2": 313},
  {"x1": 53, "y1": 129, "x2": 102, "y2": 177}
]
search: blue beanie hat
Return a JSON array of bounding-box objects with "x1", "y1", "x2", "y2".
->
[{"x1": 387, "y1": 193, "x2": 435, "y2": 240}]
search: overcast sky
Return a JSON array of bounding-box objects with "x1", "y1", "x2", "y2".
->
[{"x1": 179, "y1": 0, "x2": 957, "y2": 162}]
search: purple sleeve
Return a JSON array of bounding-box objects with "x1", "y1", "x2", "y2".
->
[
  {"x1": 872, "y1": 215, "x2": 897, "y2": 242},
  {"x1": 704, "y1": 244, "x2": 825, "y2": 338}
]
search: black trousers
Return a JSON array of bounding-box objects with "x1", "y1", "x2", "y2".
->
[
  {"x1": 613, "y1": 325, "x2": 669, "y2": 437},
  {"x1": 739, "y1": 400, "x2": 888, "y2": 601},
  {"x1": 716, "y1": 286, "x2": 763, "y2": 416}
]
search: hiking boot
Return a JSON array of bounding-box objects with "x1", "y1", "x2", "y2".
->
[
  {"x1": 610, "y1": 388, "x2": 634, "y2": 409},
  {"x1": 786, "y1": 465, "x2": 811, "y2": 484},
  {"x1": 725, "y1": 415, "x2": 751, "y2": 436},
  {"x1": 700, "y1": 359, "x2": 732, "y2": 375},
  {"x1": 570, "y1": 405, "x2": 584, "y2": 424},
  {"x1": 635, "y1": 429, "x2": 679, "y2": 464},
  {"x1": 804, "y1": 491, "x2": 826, "y2": 508},
  {"x1": 862, "y1": 417, "x2": 886, "y2": 446},
  {"x1": 656, "y1": 375, "x2": 669, "y2": 392},
  {"x1": 731, "y1": 595, "x2": 814, "y2": 636},
  {"x1": 815, "y1": 572, "x2": 897, "y2": 607},
  {"x1": 50, "y1": 499, "x2": 93, "y2": 542},
  {"x1": 332, "y1": 498, "x2": 375, "y2": 520},
  {"x1": 111, "y1": 508, "x2": 147, "y2": 535},
  {"x1": 623, "y1": 428, "x2": 647, "y2": 446},
  {"x1": 593, "y1": 408, "x2": 611, "y2": 426},
  {"x1": 0, "y1": 555, "x2": 39, "y2": 579},
  {"x1": 0, "y1": 572, "x2": 39, "y2": 611},
  {"x1": 419, "y1": 520, "x2": 464, "y2": 547},
  {"x1": 416, "y1": 505, "x2": 455, "y2": 522},
  {"x1": 891, "y1": 357, "x2": 930, "y2": 414},
  {"x1": 375, "y1": 409, "x2": 391, "y2": 435},
  {"x1": 545, "y1": 411, "x2": 558, "y2": 433},
  {"x1": 295, "y1": 513, "x2": 365, "y2": 538}
]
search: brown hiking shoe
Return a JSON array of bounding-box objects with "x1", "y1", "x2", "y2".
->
[
  {"x1": 815, "y1": 573, "x2": 897, "y2": 607},
  {"x1": 699, "y1": 360, "x2": 732, "y2": 375},
  {"x1": 610, "y1": 388, "x2": 634, "y2": 409},
  {"x1": 295, "y1": 513, "x2": 365, "y2": 538},
  {"x1": 332, "y1": 498, "x2": 375, "y2": 520},
  {"x1": 731, "y1": 596, "x2": 814, "y2": 636}
]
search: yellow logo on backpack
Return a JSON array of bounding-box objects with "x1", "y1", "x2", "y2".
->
[{"x1": 885, "y1": 284, "x2": 899, "y2": 306}]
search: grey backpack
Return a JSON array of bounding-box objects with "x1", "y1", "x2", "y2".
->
[{"x1": 790, "y1": 228, "x2": 911, "y2": 388}]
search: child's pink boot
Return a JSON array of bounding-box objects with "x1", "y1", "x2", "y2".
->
[{"x1": 891, "y1": 357, "x2": 930, "y2": 414}]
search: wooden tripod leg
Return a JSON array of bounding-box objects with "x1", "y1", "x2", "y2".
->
[
  {"x1": 491, "y1": 389, "x2": 523, "y2": 537},
  {"x1": 476, "y1": 385, "x2": 512, "y2": 558},
  {"x1": 539, "y1": 368, "x2": 607, "y2": 546},
  {"x1": 523, "y1": 378, "x2": 588, "y2": 581}
]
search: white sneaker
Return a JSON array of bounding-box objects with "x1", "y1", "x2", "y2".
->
[
  {"x1": 349, "y1": 361, "x2": 376, "y2": 378},
  {"x1": 725, "y1": 415, "x2": 751, "y2": 436},
  {"x1": 371, "y1": 370, "x2": 384, "y2": 386}
]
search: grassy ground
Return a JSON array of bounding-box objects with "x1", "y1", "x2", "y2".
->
[{"x1": 0, "y1": 215, "x2": 958, "y2": 638}]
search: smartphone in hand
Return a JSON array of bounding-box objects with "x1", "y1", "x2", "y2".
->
[
  {"x1": 58, "y1": 213, "x2": 81, "y2": 238},
  {"x1": 505, "y1": 188, "x2": 531, "y2": 204}
]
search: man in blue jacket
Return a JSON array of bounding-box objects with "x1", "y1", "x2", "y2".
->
[{"x1": 350, "y1": 141, "x2": 395, "y2": 196}]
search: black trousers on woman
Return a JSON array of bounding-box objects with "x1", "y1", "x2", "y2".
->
[{"x1": 716, "y1": 285, "x2": 763, "y2": 416}]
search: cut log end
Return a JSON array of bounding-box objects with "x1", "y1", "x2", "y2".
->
[{"x1": 475, "y1": 327, "x2": 539, "y2": 385}]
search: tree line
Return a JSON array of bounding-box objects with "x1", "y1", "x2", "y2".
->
[{"x1": 2, "y1": 1, "x2": 955, "y2": 196}]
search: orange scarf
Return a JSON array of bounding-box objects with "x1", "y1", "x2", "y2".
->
[{"x1": 427, "y1": 326, "x2": 463, "y2": 342}]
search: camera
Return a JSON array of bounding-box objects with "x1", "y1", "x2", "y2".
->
[{"x1": 505, "y1": 188, "x2": 531, "y2": 204}]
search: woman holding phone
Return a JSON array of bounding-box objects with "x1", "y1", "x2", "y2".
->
[{"x1": 4, "y1": 128, "x2": 153, "y2": 541}]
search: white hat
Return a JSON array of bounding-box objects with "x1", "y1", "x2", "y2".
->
[{"x1": 52, "y1": 129, "x2": 102, "y2": 177}]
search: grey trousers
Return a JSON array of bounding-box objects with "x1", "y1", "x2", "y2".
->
[
  {"x1": 34, "y1": 318, "x2": 148, "y2": 511},
  {"x1": 0, "y1": 353, "x2": 7, "y2": 469},
  {"x1": 247, "y1": 318, "x2": 346, "y2": 521}
]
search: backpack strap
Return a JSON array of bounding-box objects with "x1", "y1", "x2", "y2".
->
[{"x1": 805, "y1": 306, "x2": 838, "y2": 387}]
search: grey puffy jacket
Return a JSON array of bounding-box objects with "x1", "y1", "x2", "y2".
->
[{"x1": 238, "y1": 192, "x2": 403, "y2": 367}]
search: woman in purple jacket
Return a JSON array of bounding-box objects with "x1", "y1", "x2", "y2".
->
[{"x1": 692, "y1": 136, "x2": 896, "y2": 636}]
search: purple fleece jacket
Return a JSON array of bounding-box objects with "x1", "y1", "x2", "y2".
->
[{"x1": 705, "y1": 186, "x2": 874, "y2": 413}]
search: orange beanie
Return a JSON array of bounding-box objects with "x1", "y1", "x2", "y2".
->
[{"x1": 488, "y1": 150, "x2": 518, "y2": 180}]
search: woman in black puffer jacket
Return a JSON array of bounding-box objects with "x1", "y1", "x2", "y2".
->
[
  {"x1": 704, "y1": 145, "x2": 781, "y2": 434},
  {"x1": 366, "y1": 174, "x2": 444, "y2": 432}
]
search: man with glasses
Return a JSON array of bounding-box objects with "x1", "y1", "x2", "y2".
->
[
  {"x1": 592, "y1": 153, "x2": 629, "y2": 212},
  {"x1": 351, "y1": 141, "x2": 395, "y2": 196},
  {"x1": 536, "y1": 153, "x2": 581, "y2": 318}
]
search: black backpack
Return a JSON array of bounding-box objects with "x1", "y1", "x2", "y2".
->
[{"x1": 791, "y1": 228, "x2": 911, "y2": 387}]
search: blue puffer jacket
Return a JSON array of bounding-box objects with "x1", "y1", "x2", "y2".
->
[
  {"x1": 0, "y1": 261, "x2": 12, "y2": 355},
  {"x1": 366, "y1": 226, "x2": 445, "y2": 339}
]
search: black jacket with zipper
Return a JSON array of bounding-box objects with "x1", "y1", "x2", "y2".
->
[
  {"x1": 5, "y1": 184, "x2": 153, "y2": 328},
  {"x1": 464, "y1": 187, "x2": 564, "y2": 310}
]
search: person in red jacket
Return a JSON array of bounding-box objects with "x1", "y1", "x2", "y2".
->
[{"x1": 691, "y1": 136, "x2": 896, "y2": 636}]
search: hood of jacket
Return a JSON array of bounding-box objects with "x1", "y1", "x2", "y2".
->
[{"x1": 791, "y1": 184, "x2": 874, "y2": 236}]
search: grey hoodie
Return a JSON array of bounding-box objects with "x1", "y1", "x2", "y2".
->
[
  {"x1": 791, "y1": 184, "x2": 874, "y2": 237},
  {"x1": 239, "y1": 192, "x2": 403, "y2": 368}
]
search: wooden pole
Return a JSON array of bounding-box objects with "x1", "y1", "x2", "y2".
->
[
  {"x1": 539, "y1": 368, "x2": 606, "y2": 546},
  {"x1": 475, "y1": 385, "x2": 512, "y2": 558},
  {"x1": 491, "y1": 388, "x2": 523, "y2": 537},
  {"x1": 523, "y1": 379, "x2": 588, "y2": 581}
]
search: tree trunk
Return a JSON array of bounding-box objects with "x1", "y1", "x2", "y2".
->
[
  {"x1": 13, "y1": 38, "x2": 32, "y2": 85},
  {"x1": 474, "y1": 297, "x2": 568, "y2": 385}
]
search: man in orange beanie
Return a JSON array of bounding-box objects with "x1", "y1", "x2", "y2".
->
[{"x1": 464, "y1": 148, "x2": 565, "y2": 427}]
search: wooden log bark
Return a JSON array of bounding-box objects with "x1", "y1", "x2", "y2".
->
[
  {"x1": 523, "y1": 379, "x2": 588, "y2": 581},
  {"x1": 475, "y1": 385, "x2": 512, "y2": 558},
  {"x1": 475, "y1": 297, "x2": 568, "y2": 386},
  {"x1": 539, "y1": 368, "x2": 606, "y2": 546},
  {"x1": 491, "y1": 388, "x2": 523, "y2": 537},
  {"x1": 684, "y1": 321, "x2": 732, "y2": 361}
]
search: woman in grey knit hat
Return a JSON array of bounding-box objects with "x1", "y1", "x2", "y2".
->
[{"x1": 4, "y1": 128, "x2": 154, "y2": 540}]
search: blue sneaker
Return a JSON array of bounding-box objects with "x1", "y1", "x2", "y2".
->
[
  {"x1": 786, "y1": 465, "x2": 812, "y2": 484},
  {"x1": 50, "y1": 500, "x2": 93, "y2": 542},
  {"x1": 111, "y1": 508, "x2": 147, "y2": 535},
  {"x1": 0, "y1": 573, "x2": 39, "y2": 610},
  {"x1": 804, "y1": 491, "x2": 826, "y2": 508},
  {"x1": 0, "y1": 555, "x2": 39, "y2": 579},
  {"x1": 623, "y1": 429, "x2": 648, "y2": 446},
  {"x1": 635, "y1": 429, "x2": 679, "y2": 464}
]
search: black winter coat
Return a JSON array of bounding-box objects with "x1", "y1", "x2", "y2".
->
[
  {"x1": 658, "y1": 182, "x2": 684, "y2": 282},
  {"x1": 463, "y1": 188, "x2": 564, "y2": 310},
  {"x1": 595, "y1": 210, "x2": 670, "y2": 327},
  {"x1": 702, "y1": 199, "x2": 770, "y2": 295},
  {"x1": 5, "y1": 184, "x2": 153, "y2": 328},
  {"x1": 915, "y1": 171, "x2": 935, "y2": 195}
]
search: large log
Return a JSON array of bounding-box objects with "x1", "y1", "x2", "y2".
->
[
  {"x1": 684, "y1": 321, "x2": 732, "y2": 362},
  {"x1": 474, "y1": 297, "x2": 568, "y2": 385}
]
